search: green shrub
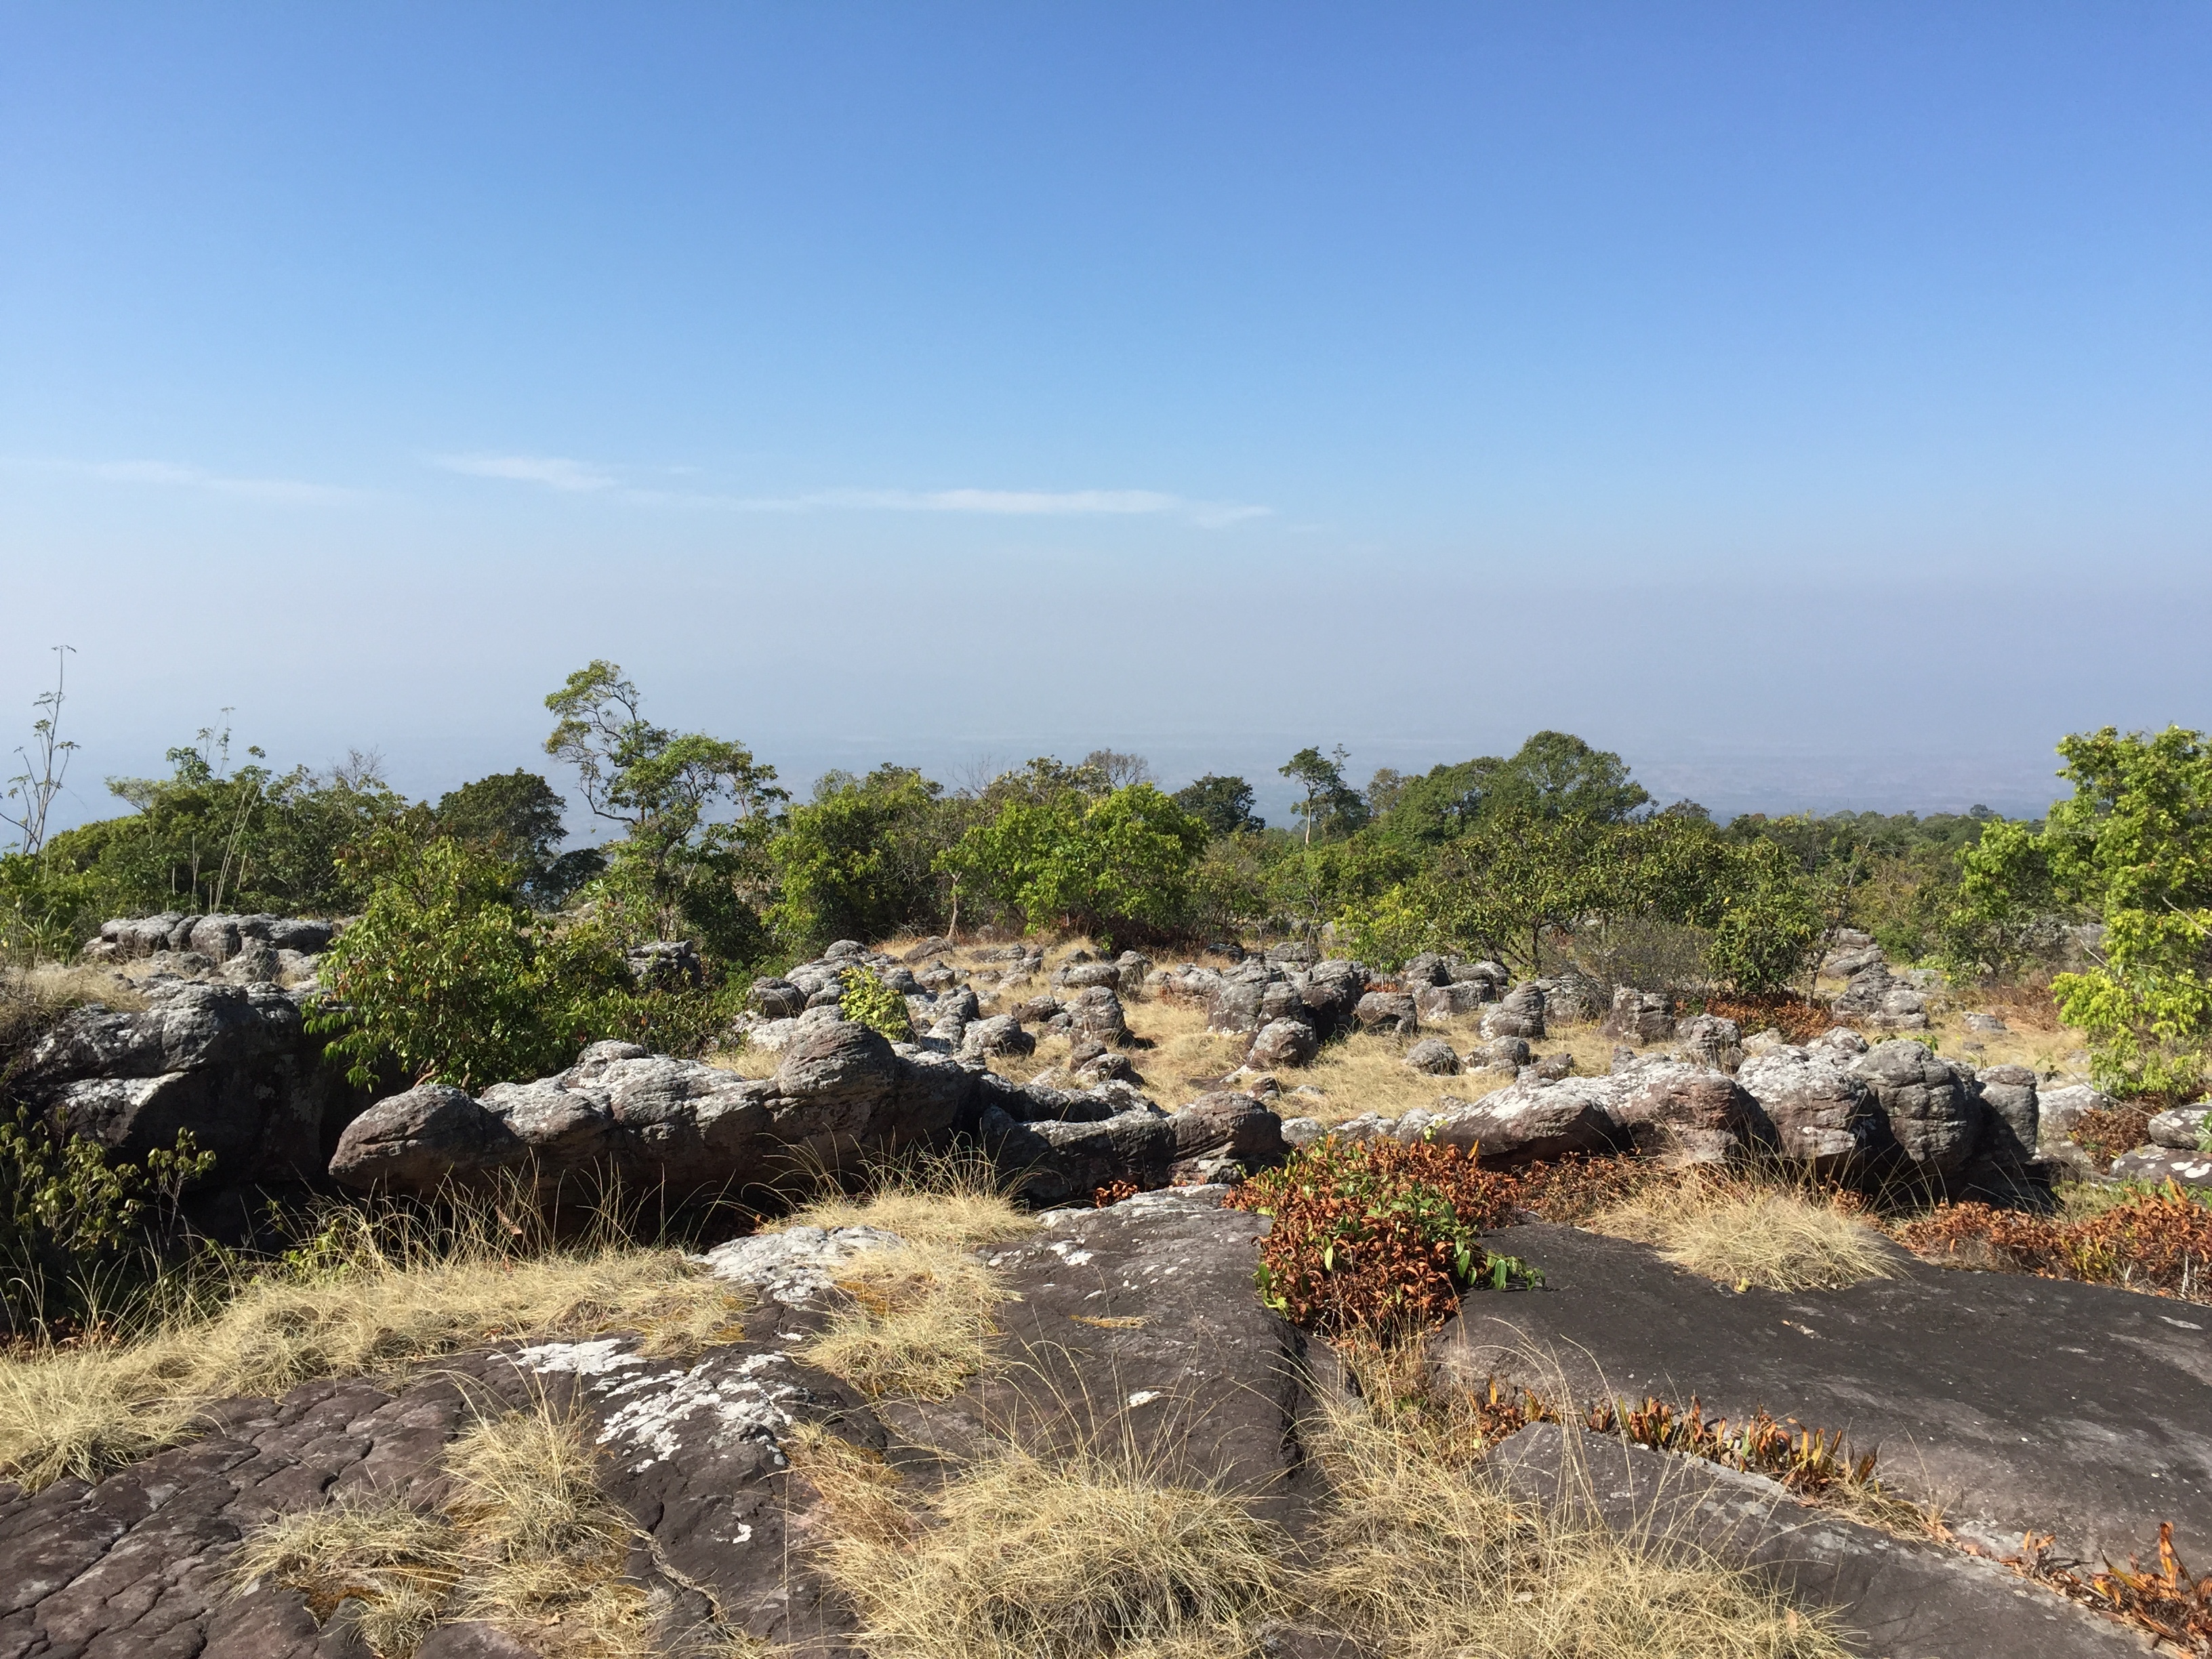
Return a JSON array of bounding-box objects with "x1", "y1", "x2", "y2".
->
[
  {"x1": 0, "y1": 1111, "x2": 213, "y2": 1336},
  {"x1": 939, "y1": 783, "x2": 1208, "y2": 947},
  {"x1": 838, "y1": 966, "x2": 914, "y2": 1042}
]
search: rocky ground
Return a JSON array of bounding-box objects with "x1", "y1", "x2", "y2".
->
[
  {"x1": 3, "y1": 1183, "x2": 2192, "y2": 1658},
  {"x1": 6, "y1": 916, "x2": 2209, "y2": 1656}
]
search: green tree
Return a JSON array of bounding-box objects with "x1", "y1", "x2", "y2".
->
[
  {"x1": 544, "y1": 661, "x2": 786, "y2": 954},
  {"x1": 940, "y1": 783, "x2": 1208, "y2": 946},
  {"x1": 1979, "y1": 726, "x2": 2212, "y2": 1098},
  {"x1": 1279, "y1": 746, "x2": 1368, "y2": 845},
  {"x1": 767, "y1": 766, "x2": 955, "y2": 951},
  {"x1": 434, "y1": 770, "x2": 604, "y2": 907},
  {"x1": 1172, "y1": 774, "x2": 1264, "y2": 837}
]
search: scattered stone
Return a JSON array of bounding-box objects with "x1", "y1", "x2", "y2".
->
[
  {"x1": 1403, "y1": 1038, "x2": 1460, "y2": 1076},
  {"x1": 1962, "y1": 1011, "x2": 2011, "y2": 1034},
  {"x1": 1597, "y1": 986, "x2": 1675, "y2": 1044},
  {"x1": 1248, "y1": 1017, "x2": 1319, "y2": 1071},
  {"x1": 1480, "y1": 981, "x2": 1547, "y2": 1040},
  {"x1": 1353, "y1": 990, "x2": 1418, "y2": 1036}
]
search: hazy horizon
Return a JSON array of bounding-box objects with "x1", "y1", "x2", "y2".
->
[{"x1": 7, "y1": 4, "x2": 2208, "y2": 834}]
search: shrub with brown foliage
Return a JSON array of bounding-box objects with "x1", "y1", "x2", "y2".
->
[
  {"x1": 1227, "y1": 1140, "x2": 1538, "y2": 1335},
  {"x1": 1704, "y1": 995, "x2": 1832, "y2": 1046},
  {"x1": 1898, "y1": 1183, "x2": 2212, "y2": 1300},
  {"x1": 2072, "y1": 1102, "x2": 2157, "y2": 1164}
]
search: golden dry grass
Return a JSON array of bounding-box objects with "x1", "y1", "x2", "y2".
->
[
  {"x1": 1586, "y1": 1173, "x2": 1898, "y2": 1292},
  {"x1": 794, "y1": 1426, "x2": 1285, "y2": 1659},
  {"x1": 791, "y1": 1155, "x2": 1033, "y2": 1402},
  {"x1": 1303, "y1": 1397, "x2": 1851, "y2": 1659},
  {"x1": 236, "y1": 1399, "x2": 657, "y2": 1659},
  {"x1": 8, "y1": 960, "x2": 150, "y2": 1012},
  {"x1": 0, "y1": 1205, "x2": 745, "y2": 1492}
]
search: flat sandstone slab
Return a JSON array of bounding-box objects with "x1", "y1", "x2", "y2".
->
[{"x1": 1431, "y1": 1222, "x2": 2212, "y2": 1563}]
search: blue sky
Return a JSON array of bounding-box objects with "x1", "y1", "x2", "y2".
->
[{"x1": 5, "y1": 3, "x2": 2209, "y2": 830}]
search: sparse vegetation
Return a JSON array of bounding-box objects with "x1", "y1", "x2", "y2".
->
[
  {"x1": 1586, "y1": 1172, "x2": 1897, "y2": 1292},
  {"x1": 237, "y1": 1397, "x2": 652, "y2": 1659},
  {"x1": 1897, "y1": 1181, "x2": 2212, "y2": 1300},
  {"x1": 0, "y1": 1190, "x2": 745, "y2": 1491}
]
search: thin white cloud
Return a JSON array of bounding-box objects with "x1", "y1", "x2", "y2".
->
[
  {"x1": 433, "y1": 452, "x2": 617, "y2": 492},
  {"x1": 11, "y1": 457, "x2": 360, "y2": 505},
  {"x1": 431, "y1": 455, "x2": 1270, "y2": 526}
]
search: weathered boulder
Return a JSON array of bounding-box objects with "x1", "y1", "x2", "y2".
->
[
  {"x1": 623, "y1": 939, "x2": 701, "y2": 989},
  {"x1": 1480, "y1": 981, "x2": 1546, "y2": 1040},
  {"x1": 1352, "y1": 990, "x2": 1417, "y2": 1036},
  {"x1": 1670, "y1": 1012, "x2": 1741, "y2": 1072},
  {"x1": 1247, "y1": 1017, "x2": 1318, "y2": 1070},
  {"x1": 2149, "y1": 1105, "x2": 2211, "y2": 1149},
  {"x1": 1403, "y1": 1038, "x2": 1460, "y2": 1076},
  {"x1": 1974, "y1": 1063, "x2": 2040, "y2": 1164},
  {"x1": 1736, "y1": 1046, "x2": 1883, "y2": 1172},
  {"x1": 1298, "y1": 958, "x2": 1370, "y2": 1038},
  {"x1": 2111, "y1": 1146, "x2": 2212, "y2": 1188},
  {"x1": 22, "y1": 978, "x2": 352, "y2": 1182},
  {"x1": 1851, "y1": 1039, "x2": 1986, "y2": 1176},
  {"x1": 1414, "y1": 980, "x2": 1489, "y2": 1021},
  {"x1": 1831, "y1": 963, "x2": 1931, "y2": 1031},
  {"x1": 747, "y1": 973, "x2": 809, "y2": 1012},
  {"x1": 1534, "y1": 968, "x2": 1605, "y2": 1024},
  {"x1": 1065, "y1": 985, "x2": 1130, "y2": 1046},
  {"x1": 957, "y1": 1014, "x2": 1035, "y2": 1061},
  {"x1": 1470, "y1": 1035, "x2": 1532, "y2": 1071},
  {"x1": 1427, "y1": 1076, "x2": 1621, "y2": 1164},
  {"x1": 1052, "y1": 960, "x2": 1123, "y2": 991},
  {"x1": 1112, "y1": 949, "x2": 1152, "y2": 996},
  {"x1": 1598, "y1": 986, "x2": 1675, "y2": 1044},
  {"x1": 1610, "y1": 1061, "x2": 1763, "y2": 1165},
  {"x1": 1166, "y1": 1092, "x2": 1287, "y2": 1185},
  {"x1": 980, "y1": 1104, "x2": 1176, "y2": 1204},
  {"x1": 2036, "y1": 1082, "x2": 2112, "y2": 1144}
]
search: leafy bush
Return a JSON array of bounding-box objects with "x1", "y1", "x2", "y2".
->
[
  {"x1": 1960, "y1": 726, "x2": 2212, "y2": 1098},
  {"x1": 306, "y1": 832, "x2": 731, "y2": 1090},
  {"x1": 768, "y1": 766, "x2": 958, "y2": 953},
  {"x1": 1227, "y1": 1139, "x2": 1538, "y2": 1335},
  {"x1": 839, "y1": 965, "x2": 914, "y2": 1042},
  {"x1": 0, "y1": 1111, "x2": 213, "y2": 1337},
  {"x1": 1898, "y1": 1183, "x2": 2212, "y2": 1298},
  {"x1": 940, "y1": 783, "x2": 1208, "y2": 947}
]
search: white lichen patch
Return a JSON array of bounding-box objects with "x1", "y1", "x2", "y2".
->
[{"x1": 693, "y1": 1225, "x2": 904, "y2": 1305}]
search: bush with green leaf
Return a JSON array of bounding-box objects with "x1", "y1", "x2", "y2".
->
[
  {"x1": 939, "y1": 783, "x2": 1208, "y2": 947},
  {"x1": 838, "y1": 965, "x2": 915, "y2": 1042}
]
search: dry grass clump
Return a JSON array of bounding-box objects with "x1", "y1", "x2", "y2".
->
[
  {"x1": 793, "y1": 1154, "x2": 1033, "y2": 1401},
  {"x1": 0, "y1": 1202, "x2": 745, "y2": 1492},
  {"x1": 795, "y1": 1426, "x2": 1285, "y2": 1659},
  {"x1": 1587, "y1": 1173, "x2": 1896, "y2": 1292},
  {"x1": 1303, "y1": 1400, "x2": 1851, "y2": 1659},
  {"x1": 236, "y1": 1400, "x2": 653, "y2": 1659},
  {"x1": 805, "y1": 1241, "x2": 1008, "y2": 1401},
  {"x1": 790, "y1": 1151, "x2": 1036, "y2": 1250}
]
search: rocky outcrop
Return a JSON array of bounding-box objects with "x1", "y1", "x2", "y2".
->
[
  {"x1": 20, "y1": 977, "x2": 356, "y2": 1183},
  {"x1": 1598, "y1": 986, "x2": 1674, "y2": 1044},
  {"x1": 1247, "y1": 1017, "x2": 1318, "y2": 1070},
  {"x1": 1609, "y1": 1062, "x2": 1764, "y2": 1165},
  {"x1": 1850, "y1": 1039, "x2": 1985, "y2": 1175},
  {"x1": 331, "y1": 1017, "x2": 1291, "y2": 1204},
  {"x1": 1403, "y1": 1038, "x2": 1460, "y2": 1076},
  {"x1": 1736, "y1": 1046, "x2": 1883, "y2": 1172},
  {"x1": 1427, "y1": 1076, "x2": 1621, "y2": 1164},
  {"x1": 1830, "y1": 963, "x2": 1931, "y2": 1031}
]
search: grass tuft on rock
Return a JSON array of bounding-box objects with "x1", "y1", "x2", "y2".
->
[{"x1": 1586, "y1": 1172, "x2": 1898, "y2": 1292}]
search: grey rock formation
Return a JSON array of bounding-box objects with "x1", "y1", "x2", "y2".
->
[
  {"x1": 1974, "y1": 1063, "x2": 2041, "y2": 1164},
  {"x1": 1247, "y1": 1017, "x2": 1318, "y2": 1071},
  {"x1": 20, "y1": 977, "x2": 353, "y2": 1183},
  {"x1": 2111, "y1": 1146, "x2": 2212, "y2": 1188},
  {"x1": 1480, "y1": 981, "x2": 1546, "y2": 1040},
  {"x1": 1672, "y1": 1012, "x2": 1742, "y2": 1072},
  {"x1": 1403, "y1": 1038, "x2": 1460, "y2": 1076},
  {"x1": 1609, "y1": 1061, "x2": 1762, "y2": 1165},
  {"x1": 1597, "y1": 986, "x2": 1675, "y2": 1044},
  {"x1": 1736, "y1": 1047, "x2": 1883, "y2": 1172},
  {"x1": 1352, "y1": 990, "x2": 1417, "y2": 1036},
  {"x1": 1414, "y1": 980, "x2": 1490, "y2": 1020},
  {"x1": 1427, "y1": 1076, "x2": 1621, "y2": 1164},
  {"x1": 956, "y1": 1014, "x2": 1034, "y2": 1061},
  {"x1": 2148, "y1": 1105, "x2": 2212, "y2": 1150},
  {"x1": 1065, "y1": 985, "x2": 1130, "y2": 1046},
  {"x1": 1850, "y1": 1040, "x2": 1986, "y2": 1175},
  {"x1": 2036, "y1": 1082, "x2": 2112, "y2": 1144}
]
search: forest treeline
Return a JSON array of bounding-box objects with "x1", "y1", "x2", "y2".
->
[{"x1": 7, "y1": 659, "x2": 2207, "y2": 1099}]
